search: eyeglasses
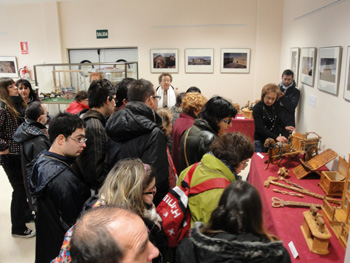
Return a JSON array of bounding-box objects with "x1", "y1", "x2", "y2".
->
[
  {"x1": 143, "y1": 185, "x2": 156, "y2": 195},
  {"x1": 221, "y1": 119, "x2": 232, "y2": 125},
  {"x1": 68, "y1": 136, "x2": 87, "y2": 144},
  {"x1": 152, "y1": 95, "x2": 161, "y2": 100}
]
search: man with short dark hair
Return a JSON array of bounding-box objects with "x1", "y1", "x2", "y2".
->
[
  {"x1": 75, "y1": 79, "x2": 115, "y2": 191},
  {"x1": 115, "y1": 77, "x2": 135, "y2": 112},
  {"x1": 106, "y1": 79, "x2": 169, "y2": 205},
  {"x1": 278, "y1": 69, "x2": 300, "y2": 129},
  {"x1": 29, "y1": 112, "x2": 91, "y2": 263},
  {"x1": 70, "y1": 206, "x2": 159, "y2": 263},
  {"x1": 14, "y1": 101, "x2": 50, "y2": 211}
]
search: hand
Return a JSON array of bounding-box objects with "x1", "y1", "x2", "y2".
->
[
  {"x1": 285, "y1": 126, "x2": 295, "y2": 132},
  {"x1": 0, "y1": 149, "x2": 9, "y2": 155},
  {"x1": 276, "y1": 136, "x2": 288, "y2": 143}
]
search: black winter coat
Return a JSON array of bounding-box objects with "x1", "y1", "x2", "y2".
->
[
  {"x1": 29, "y1": 151, "x2": 90, "y2": 263},
  {"x1": 106, "y1": 101, "x2": 169, "y2": 205},
  {"x1": 179, "y1": 119, "x2": 217, "y2": 173},
  {"x1": 75, "y1": 109, "x2": 108, "y2": 190},
  {"x1": 278, "y1": 80, "x2": 300, "y2": 127},
  {"x1": 176, "y1": 222, "x2": 291, "y2": 263}
]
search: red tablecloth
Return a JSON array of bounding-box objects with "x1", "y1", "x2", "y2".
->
[
  {"x1": 227, "y1": 114, "x2": 254, "y2": 142},
  {"x1": 248, "y1": 153, "x2": 345, "y2": 263}
]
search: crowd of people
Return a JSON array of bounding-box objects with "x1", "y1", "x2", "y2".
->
[{"x1": 0, "y1": 69, "x2": 299, "y2": 263}]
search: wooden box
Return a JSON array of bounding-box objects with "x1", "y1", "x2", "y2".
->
[
  {"x1": 242, "y1": 107, "x2": 253, "y2": 119},
  {"x1": 319, "y1": 156, "x2": 347, "y2": 197}
]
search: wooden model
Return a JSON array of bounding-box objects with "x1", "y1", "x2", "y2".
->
[
  {"x1": 264, "y1": 139, "x2": 291, "y2": 169},
  {"x1": 292, "y1": 149, "x2": 338, "y2": 179},
  {"x1": 301, "y1": 205, "x2": 332, "y2": 255},
  {"x1": 319, "y1": 156, "x2": 347, "y2": 197},
  {"x1": 322, "y1": 154, "x2": 350, "y2": 249}
]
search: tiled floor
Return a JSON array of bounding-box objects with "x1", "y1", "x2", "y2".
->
[
  {"x1": 0, "y1": 166, "x2": 35, "y2": 263},
  {"x1": 0, "y1": 159, "x2": 250, "y2": 263}
]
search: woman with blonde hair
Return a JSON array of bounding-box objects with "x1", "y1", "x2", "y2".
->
[
  {"x1": 157, "y1": 108, "x2": 177, "y2": 188},
  {"x1": 171, "y1": 92, "x2": 207, "y2": 173},
  {"x1": 0, "y1": 78, "x2": 34, "y2": 238},
  {"x1": 53, "y1": 158, "x2": 166, "y2": 263}
]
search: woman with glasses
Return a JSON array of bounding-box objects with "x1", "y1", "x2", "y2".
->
[
  {"x1": 176, "y1": 180, "x2": 291, "y2": 263},
  {"x1": 253, "y1": 83, "x2": 295, "y2": 152},
  {"x1": 179, "y1": 96, "x2": 237, "y2": 173},
  {"x1": 53, "y1": 158, "x2": 166, "y2": 263}
]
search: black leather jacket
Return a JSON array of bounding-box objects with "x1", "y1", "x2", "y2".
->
[
  {"x1": 278, "y1": 80, "x2": 300, "y2": 127},
  {"x1": 179, "y1": 118, "x2": 217, "y2": 173}
]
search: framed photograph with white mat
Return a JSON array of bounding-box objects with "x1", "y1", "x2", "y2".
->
[
  {"x1": 317, "y1": 46, "x2": 342, "y2": 95},
  {"x1": 220, "y1": 48, "x2": 250, "y2": 73},
  {"x1": 150, "y1": 49, "x2": 178, "y2": 73},
  {"x1": 344, "y1": 46, "x2": 350, "y2": 101},
  {"x1": 290, "y1": 47, "x2": 300, "y2": 83},
  {"x1": 185, "y1": 48, "x2": 214, "y2": 73},
  {"x1": 300, "y1": 48, "x2": 317, "y2": 87},
  {"x1": 0, "y1": 56, "x2": 19, "y2": 78}
]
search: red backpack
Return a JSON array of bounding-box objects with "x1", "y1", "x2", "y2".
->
[{"x1": 156, "y1": 162, "x2": 230, "y2": 247}]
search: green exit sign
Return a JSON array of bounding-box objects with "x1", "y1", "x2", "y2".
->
[{"x1": 96, "y1": 29, "x2": 108, "y2": 39}]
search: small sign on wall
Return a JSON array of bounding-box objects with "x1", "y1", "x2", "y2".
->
[
  {"x1": 20, "y1": 42, "x2": 29, "y2": 55},
  {"x1": 96, "y1": 29, "x2": 108, "y2": 39}
]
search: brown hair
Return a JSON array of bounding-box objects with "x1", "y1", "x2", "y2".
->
[
  {"x1": 158, "y1": 73, "x2": 172, "y2": 84},
  {"x1": 260, "y1": 83, "x2": 280, "y2": 102},
  {"x1": 0, "y1": 77, "x2": 23, "y2": 118},
  {"x1": 157, "y1": 108, "x2": 172, "y2": 136},
  {"x1": 89, "y1": 72, "x2": 103, "y2": 83}
]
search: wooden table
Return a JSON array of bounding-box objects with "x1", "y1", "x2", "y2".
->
[{"x1": 248, "y1": 153, "x2": 345, "y2": 263}]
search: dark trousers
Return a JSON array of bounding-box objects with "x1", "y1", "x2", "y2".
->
[
  {"x1": 3, "y1": 154, "x2": 29, "y2": 233},
  {"x1": 254, "y1": 140, "x2": 267, "y2": 153}
]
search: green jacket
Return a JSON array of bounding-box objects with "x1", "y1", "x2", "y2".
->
[{"x1": 177, "y1": 154, "x2": 235, "y2": 226}]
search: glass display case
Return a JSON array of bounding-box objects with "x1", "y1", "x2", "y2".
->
[{"x1": 33, "y1": 62, "x2": 138, "y2": 104}]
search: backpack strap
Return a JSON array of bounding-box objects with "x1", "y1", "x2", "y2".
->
[
  {"x1": 190, "y1": 178, "x2": 230, "y2": 195},
  {"x1": 183, "y1": 127, "x2": 192, "y2": 167},
  {"x1": 182, "y1": 162, "x2": 198, "y2": 188}
]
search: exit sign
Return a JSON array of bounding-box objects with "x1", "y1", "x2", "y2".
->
[{"x1": 96, "y1": 29, "x2": 108, "y2": 39}]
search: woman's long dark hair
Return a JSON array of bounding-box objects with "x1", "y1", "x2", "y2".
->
[
  {"x1": 198, "y1": 96, "x2": 237, "y2": 134},
  {"x1": 206, "y1": 180, "x2": 275, "y2": 241},
  {"x1": 0, "y1": 78, "x2": 21, "y2": 118},
  {"x1": 15, "y1": 79, "x2": 40, "y2": 102}
]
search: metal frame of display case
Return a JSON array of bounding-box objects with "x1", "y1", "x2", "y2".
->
[{"x1": 33, "y1": 62, "x2": 138, "y2": 104}]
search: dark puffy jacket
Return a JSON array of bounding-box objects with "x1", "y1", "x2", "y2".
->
[
  {"x1": 176, "y1": 222, "x2": 292, "y2": 263},
  {"x1": 75, "y1": 109, "x2": 108, "y2": 190},
  {"x1": 278, "y1": 80, "x2": 300, "y2": 127},
  {"x1": 29, "y1": 151, "x2": 90, "y2": 263},
  {"x1": 13, "y1": 119, "x2": 50, "y2": 167},
  {"x1": 179, "y1": 118, "x2": 217, "y2": 173},
  {"x1": 106, "y1": 101, "x2": 169, "y2": 205}
]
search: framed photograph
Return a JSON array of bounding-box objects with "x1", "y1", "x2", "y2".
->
[
  {"x1": 300, "y1": 48, "x2": 317, "y2": 87},
  {"x1": 290, "y1": 47, "x2": 300, "y2": 83},
  {"x1": 185, "y1": 48, "x2": 214, "y2": 73},
  {"x1": 344, "y1": 47, "x2": 350, "y2": 101},
  {"x1": 317, "y1": 46, "x2": 342, "y2": 95},
  {"x1": 0, "y1": 56, "x2": 19, "y2": 78},
  {"x1": 150, "y1": 49, "x2": 178, "y2": 73},
  {"x1": 220, "y1": 48, "x2": 250, "y2": 73}
]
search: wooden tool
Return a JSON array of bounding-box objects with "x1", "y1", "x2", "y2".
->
[
  {"x1": 273, "y1": 189, "x2": 304, "y2": 198},
  {"x1": 280, "y1": 177, "x2": 304, "y2": 189},
  {"x1": 264, "y1": 176, "x2": 326, "y2": 200},
  {"x1": 271, "y1": 197, "x2": 322, "y2": 208},
  {"x1": 292, "y1": 149, "x2": 338, "y2": 179}
]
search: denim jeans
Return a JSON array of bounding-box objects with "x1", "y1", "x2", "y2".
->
[{"x1": 254, "y1": 140, "x2": 267, "y2": 153}]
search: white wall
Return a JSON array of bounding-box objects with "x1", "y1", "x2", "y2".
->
[
  {"x1": 280, "y1": 0, "x2": 350, "y2": 159},
  {"x1": 1, "y1": 0, "x2": 283, "y2": 107}
]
